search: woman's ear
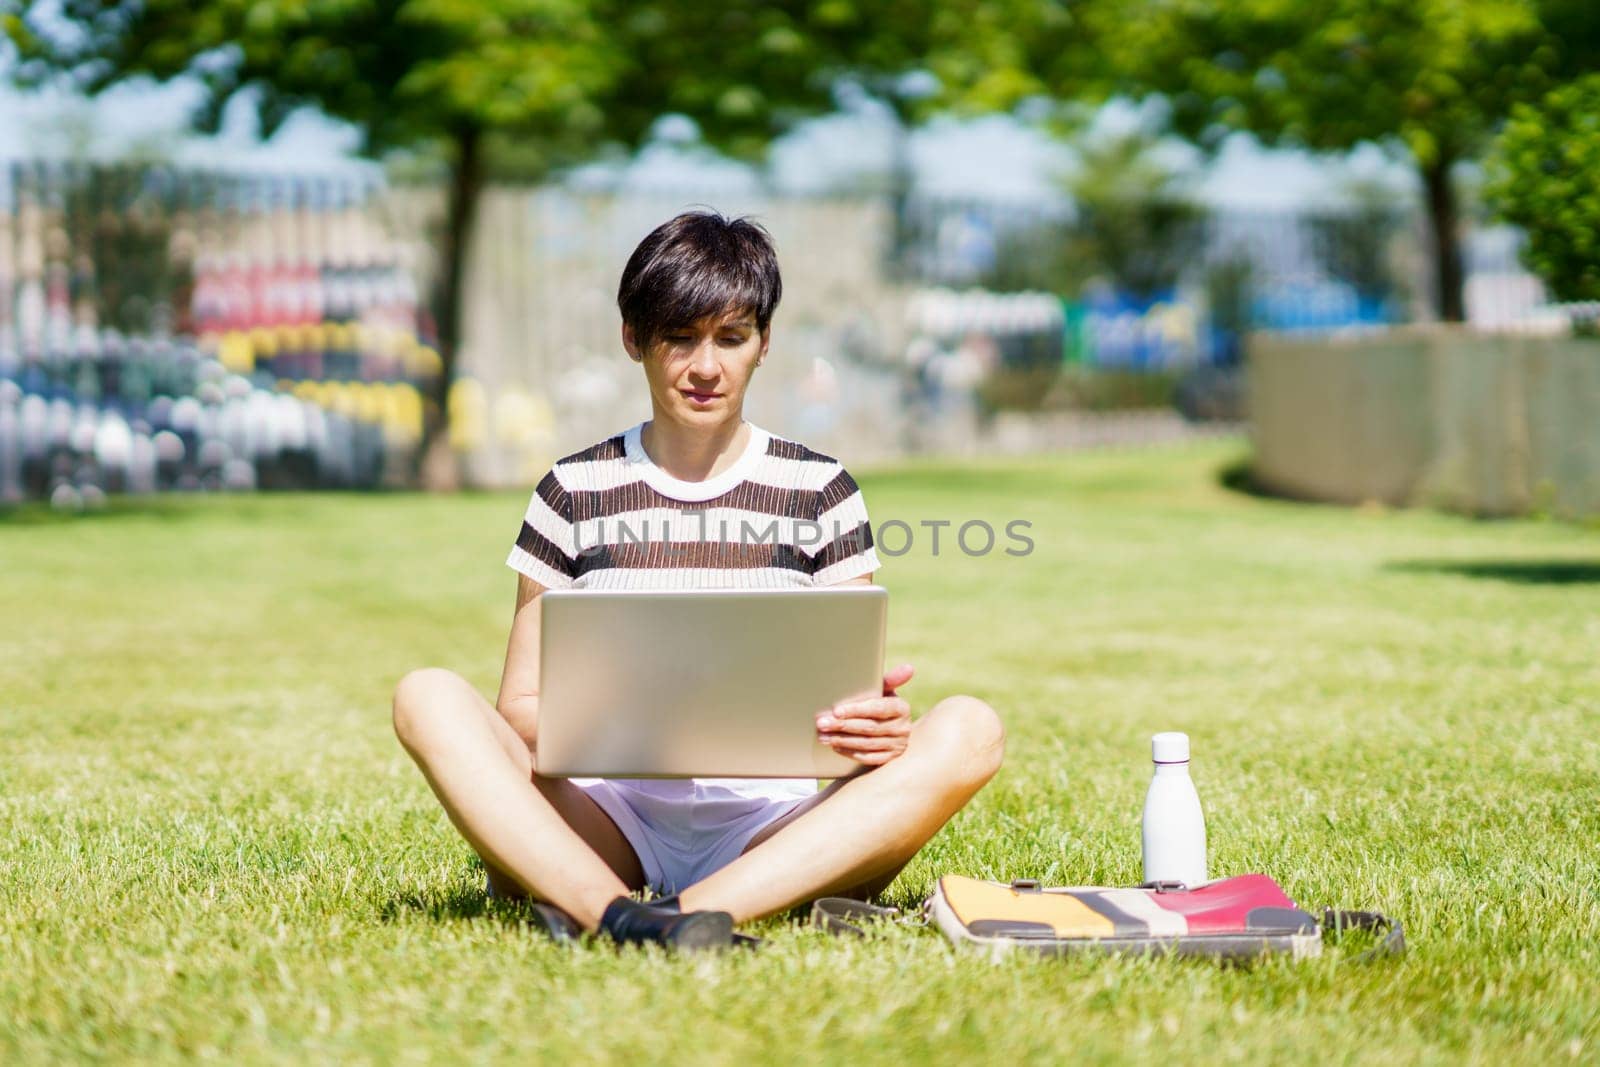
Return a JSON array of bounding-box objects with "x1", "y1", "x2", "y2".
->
[
  {"x1": 757, "y1": 326, "x2": 771, "y2": 365},
  {"x1": 622, "y1": 321, "x2": 644, "y2": 362}
]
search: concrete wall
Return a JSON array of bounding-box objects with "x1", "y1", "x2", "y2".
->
[{"x1": 1249, "y1": 328, "x2": 1600, "y2": 518}]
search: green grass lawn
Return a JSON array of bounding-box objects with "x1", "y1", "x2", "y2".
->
[{"x1": 3, "y1": 439, "x2": 1597, "y2": 1064}]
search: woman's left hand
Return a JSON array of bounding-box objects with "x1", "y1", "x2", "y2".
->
[{"x1": 815, "y1": 663, "x2": 914, "y2": 766}]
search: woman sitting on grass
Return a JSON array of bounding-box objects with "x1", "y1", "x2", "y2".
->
[{"x1": 391, "y1": 210, "x2": 1005, "y2": 951}]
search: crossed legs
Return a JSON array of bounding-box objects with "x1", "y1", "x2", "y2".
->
[
  {"x1": 392, "y1": 667, "x2": 642, "y2": 928},
  {"x1": 392, "y1": 667, "x2": 1004, "y2": 930},
  {"x1": 684, "y1": 694, "x2": 1005, "y2": 921}
]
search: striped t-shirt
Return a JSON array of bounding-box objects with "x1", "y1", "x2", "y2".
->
[{"x1": 506, "y1": 420, "x2": 882, "y2": 590}]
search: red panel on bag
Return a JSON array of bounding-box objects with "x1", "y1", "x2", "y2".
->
[{"x1": 1147, "y1": 874, "x2": 1300, "y2": 933}]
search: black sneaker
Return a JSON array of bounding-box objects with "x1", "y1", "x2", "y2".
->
[
  {"x1": 599, "y1": 895, "x2": 734, "y2": 952},
  {"x1": 527, "y1": 902, "x2": 583, "y2": 944}
]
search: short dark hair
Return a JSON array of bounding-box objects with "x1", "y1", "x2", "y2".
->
[{"x1": 617, "y1": 210, "x2": 782, "y2": 353}]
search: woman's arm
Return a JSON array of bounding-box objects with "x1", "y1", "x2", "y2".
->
[{"x1": 494, "y1": 574, "x2": 547, "y2": 750}]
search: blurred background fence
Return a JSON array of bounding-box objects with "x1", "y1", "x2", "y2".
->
[
  {"x1": 0, "y1": 162, "x2": 435, "y2": 506},
  {"x1": 0, "y1": 157, "x2": 1561, "y2": 500}
]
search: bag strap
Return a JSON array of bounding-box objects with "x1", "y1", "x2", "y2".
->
[
  {"x1": 810, "y1": 896, "x2": 911, "y2": 937},
  {"x1": 1323, "y1": 909, "x2": 1406, "y2": 961}
]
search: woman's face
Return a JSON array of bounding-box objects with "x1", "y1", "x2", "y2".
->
[{"x1": 624, "y1": 308, "x2": 769, "y2": 425}]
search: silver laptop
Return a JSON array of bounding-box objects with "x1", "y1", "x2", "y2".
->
[{"x1": 536, "y1": 585, "x2": 888, "y2": 778}]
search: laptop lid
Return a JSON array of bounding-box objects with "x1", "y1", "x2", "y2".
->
[{"x1": 536, "y1": 586, "x2": 888, "y2": 778}]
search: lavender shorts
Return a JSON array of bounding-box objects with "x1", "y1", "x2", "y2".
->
[{"x1": 573, "y1": 775, "x2": 815, "y2": 895}]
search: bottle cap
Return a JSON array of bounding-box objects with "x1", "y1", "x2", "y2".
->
[{"x1": 1151, "y1": 731, "x2": 1190, "y2": 764}]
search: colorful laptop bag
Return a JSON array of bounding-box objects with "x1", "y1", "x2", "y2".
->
[{"x1": 813, "y1": 874, "x2": 1403, "y2": 962}]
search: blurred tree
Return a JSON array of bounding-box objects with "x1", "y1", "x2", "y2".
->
[
  {"x1": 2, "y1": 0, "x2": 957, "y2": 487},
  {"x1": 5, "y1": 0, "x2": 625, "y2": 487},
  {"x1": 984, "y1": 126, "x2": 1199, "y2": 299},
  {"x1": 917, "y1": 0, "x2": 1098, "y2": 118},
  {"x1": 1092, "y1": 0, "x2": 1597, "y2": 323},
  {"x1": 1485, "y1": 73, "x2": 1600, "y2": 306},
  {"x1": 602, "y1": 1, "x2": 940, "y2": 275},
  {"x1": 1062, "y1": 129, "x2": 1199, "y2": 300},
  {"x1": 1306, "y1": 179, "x2": 1407, "y2": 303}
]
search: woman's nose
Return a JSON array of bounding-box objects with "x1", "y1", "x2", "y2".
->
[{"x1": 690, "y1": 340, "x2": 720, "y2": 377}]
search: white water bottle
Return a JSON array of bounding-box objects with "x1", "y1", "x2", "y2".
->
[{"x1": 1141, "y1": 732, "x2": 1208, "y2": 887}]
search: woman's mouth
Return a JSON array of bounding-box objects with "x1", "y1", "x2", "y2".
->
[{"x1": 682, "y1": 389, "x2": 721, "y2": 406}]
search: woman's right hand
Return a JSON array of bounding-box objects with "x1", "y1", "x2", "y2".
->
[{"x1": 814, "y1": 663, "x2": 915, "y2": 766}]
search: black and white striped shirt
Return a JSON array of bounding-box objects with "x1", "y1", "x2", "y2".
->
[{"x1": 507, "y1": 421, "x2": 881, "y2": 590}]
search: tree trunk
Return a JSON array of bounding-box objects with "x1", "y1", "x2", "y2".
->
[
  {"x1": 1422, "y1": 154, "x2": 1465, "y2": 323},
  {"x1": 888, "y1": 117, "x2": 913, "y2": 281},
  {"x1": 416, "y1": 124, "x2": 484, "y2": 491}
]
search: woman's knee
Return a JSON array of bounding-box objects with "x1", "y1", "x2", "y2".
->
[
  {"x1": 391, "y1": 666, "x2": 471, "y2": 750},
  {"x1": 915, "y1": 694, "x2": 1005, "y2": 786}
]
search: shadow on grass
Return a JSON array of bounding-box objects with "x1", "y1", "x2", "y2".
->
[
  {"x1": 380, "y1": 883, "x2": 849, "y2": 939},
  {"x1": 1385, "y1": 559, "x2": 1600, "y2": 585},
  {"x1": 0, "y1": 495, "x2": 306, "y2": 527},
  {"x1": 0, "y1": 485, "x2": 522, "y2": 528},
  {"x1": 0, "y1": 490, "x2": 408, "y2": 527},
  {"x1": 1, "y1": 498, "x2": 213, "y2": 527},
  {"x1": 381, "y1": 885, "x2": 521, "y2": 925},
  {"x1": 1216, "y1": 455, "x2": 1324, "y2": 507},
  {"x1": 1218, "y1": 457, "x2": 1262, "y2": 497}
]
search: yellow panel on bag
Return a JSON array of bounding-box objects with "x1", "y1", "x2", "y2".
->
[{"x1": 938, "y1": 876, "x2": 1115, "y2": 938}]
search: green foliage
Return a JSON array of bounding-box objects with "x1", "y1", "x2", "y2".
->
[
  {"x1": 984, "y1": 220, "x2": 1084, "y2": 296},
  {"x1": 0, "y1": 1, "x2": 1005, "y2": 182},
  {"x1": 59, "y1": 166, "x2": 194, "y2": 335},
  {"x1": 976, "y1": 365, "x2": 1182, "y2": 413},
  {"x1": 1058, "y1": 0, "x2": 1600, "y2": 321},
  {"x1": 5, "y1": 1, "x2": 624, "y2": 158},
  {"x1": 983, "y1": 129, "x2": 1200, "y2": 299},
  {"x1": 1486, "y1": 73, "x2": 1600, "y2": 303},
  {"x1": 1062, "y1": 130, "x2": 1199, "y2": 300},
  {"x1": 604, "y1": 1, "x2": 943, "y2": 158},
  {"x1": 917, "y1": 0, "x2": 1089, "y2": 117},
  {"x1": 1045, "y1": 365, "x2": 1180, "y2": 411},
  {"x1": 1103, "y1": 0, "x2": 1566, "y2": 167},
  {"x1": 975, "y1": 365, "x2": 1066, "y2": 412},
  {"x1": 1306, "y1": 203, "x2": 1403, "y2": 301},
  {"x1": 3, "y1": 446, "x2": 1600, "y2": 1061},
  {"x1": 1203, "y1": 256, "x2": 1254, "y2": 338}
]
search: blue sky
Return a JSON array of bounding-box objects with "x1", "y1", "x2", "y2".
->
[{"x1": 0, "y1": 74, "x2": 1418, "y2": 210}]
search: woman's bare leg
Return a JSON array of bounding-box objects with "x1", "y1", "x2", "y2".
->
[
  {"x1": 676, "y1": 695, "x2": 1004, "y2": 922},
  {"x1": 391, "y1": 667, "x2": 645, "y2": 929}
]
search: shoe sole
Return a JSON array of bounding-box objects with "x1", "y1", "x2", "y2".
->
[{"x1": 668, "y1": 910, "x2": 735, "y2": 952}]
